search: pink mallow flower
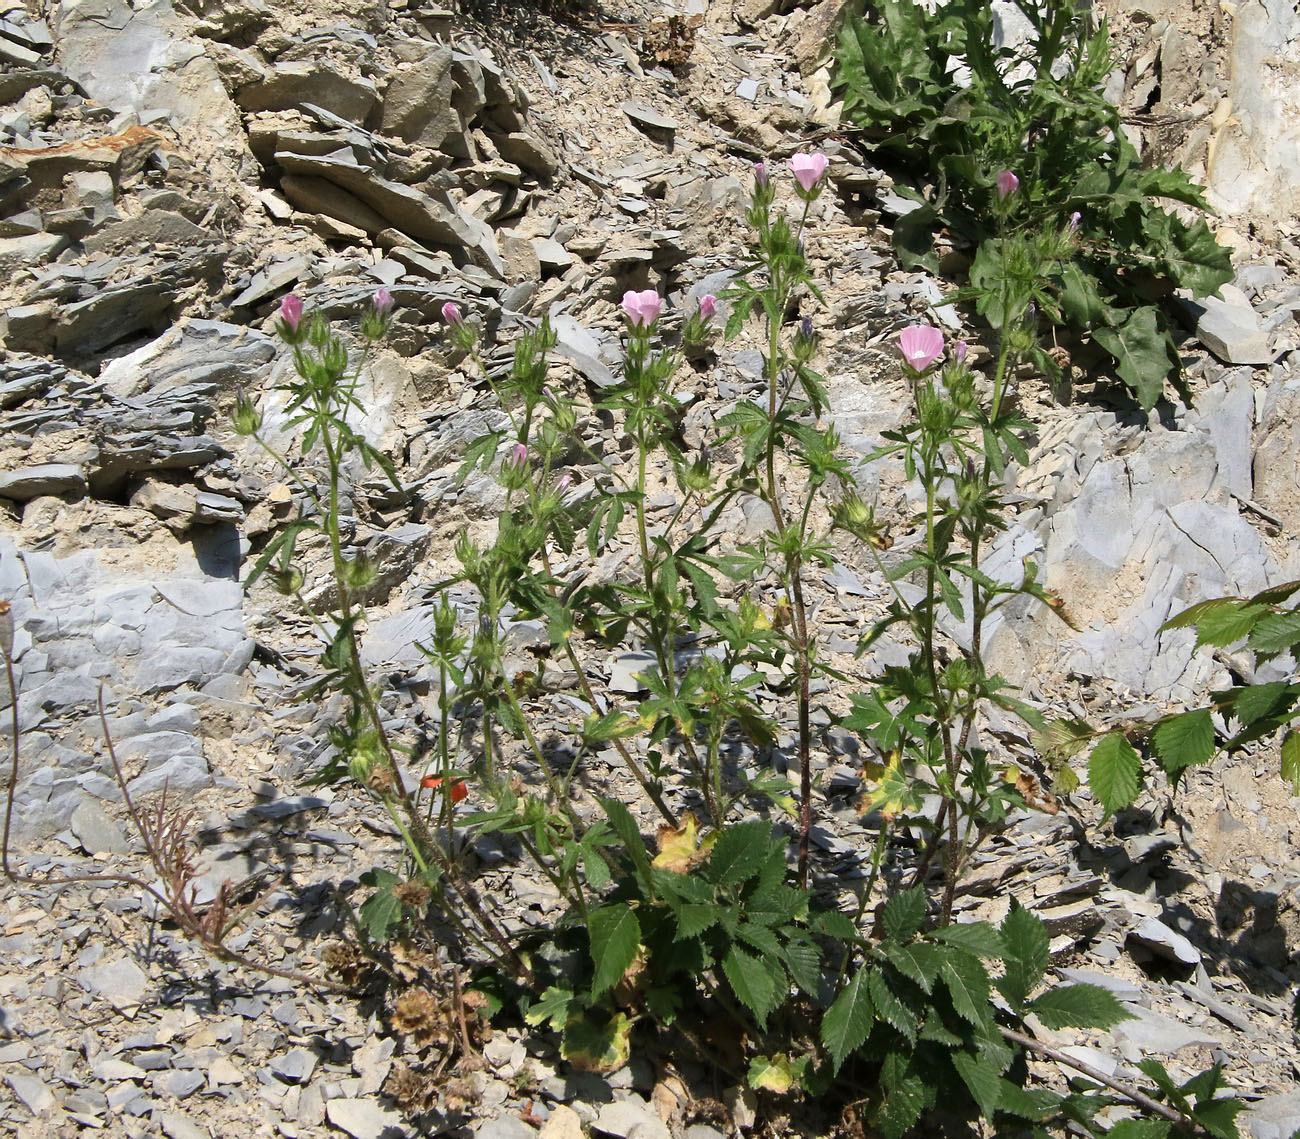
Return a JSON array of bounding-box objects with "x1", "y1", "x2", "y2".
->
[
  {"x1": 373, "y1": 287, "x2": 393, "y2": 315},
  {"x1": 898, "y1": 324, "x2": 946, "y2": 373},
  {"x1": 698, "y1": 294, "x2": 718, "y2": 320},
  {"x1": 441, "y1": 301, "x2": 463, "y2": 326},
  {"x1": 789, "y1": 152, "x2": 829, "y2": 193},
  {"x1": 954, "y1": 340, "x2": 968, "y2": 365},
  {"x1": 279, "y1": 294, "x2": 303, "y2": 332},
  {"x1": 622, "y1": 289, "x2": 662, "y2": 328},
  {"x1": 996, "y1": 170, "x2": 1020, "y2": 200}
]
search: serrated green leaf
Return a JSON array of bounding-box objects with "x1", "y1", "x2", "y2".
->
[
  {"x1": 928, "y1": 921, "x2": 1005, "y2": 958},
  {"x1": 881, "y1": 941, "x2": 943, "y2": 993},
  {"x1": 782, "y1": 935, "x2": 823, "y2": 996},
  {"x1": 722, "y1": 945, "x2": 780, "y2": 1028},
  {"x1": 1152, "y1": 708, "x2": 1215, "y2": 776},
  {"x1": 813, "y1": 909, "x2": 859, "y2": 940},
  {"x1": 938, "y1": 950, "x2": 991, "y2": 1026},
  {"x1": 705, "y1": 820, "x2": 776, "y2": 887},
  {"x1": 999, "y1": 903, "x2": 1049, "y2": 1011},
  {"x1": 357, "y1": 882, "x2": 402, "y2": 943},
  {"x1": 588, "y1": 903, "x2": 641, "y2": 999},
  {"x1": 881, "y1": 886, "x2": 927, "y2": 942},
  {"x1": 674, "y1": 903, "x2": 720, "y2": 941},
  {"x1": 1088, "y1": 731, "x2": 1142, "y2": 815},
  {"x1": 868, "y1": 967, "x2": 919, "y2": 1043},
  {"x1": 1249, "y1": 610, "x2": 1300, "y2": 654},
  {"x1": 1233, "y1": 680, "x2": 1289, "y2": 727},
  {"x1": 1029, "y1": 982, "x2": 1133, "y2": 1029},
  {"x1": 995, "y1": 1079, "x2": 1061, "y2": 1121},
  {"x1": 951, "y1": 1050, "x2": 1003, "y2": 1117},
  {"x1": 1160, "y1": 596, "x2": 1236, "y2": 632},
  {"x1": 1281, "y1": 731, "x2": 1300, "y2": 796},
  {"x1": 736, "y1": 922, "x2": 782, "y2": 959},
  {"x1": 645, "y1": 985, "x2": 682, "y2": 1024},
  {"x1": 822, "y1": 970, "x2": 875, "y2": 1072},
  {"x1": 876, "y1": 1055, "x2": 929, "y2": 1139},
  {"x1": 1193, "y1": 601, "x2": 1267, "y2": 647},
  {"x1": 1190, "y1": 1096, "x2": 1245, "y2": 1139}
]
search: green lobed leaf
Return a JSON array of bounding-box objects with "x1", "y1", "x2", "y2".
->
[
  {"x1": 588, "y1": 903, "x2": 642, "y2": 999},
  {"x1": 1088, "y1": 731, "x2": 1142, "y2": 815},
  {"x1": 1028, "y1": 983, "x2": 1133, "y2": 1029},
  {"x1": 821, "y1": 969, "x2": 875, "y2": 1072},
  {"x1": 1091, "y1": 306, "x2": 1174, "y2": 411},
  {"x1": 599, "y1": 797, "x2": 653, "y2": 890},
  {"x1": 524, "y1": 986, "x2": 578, "y2": 1029},
  {"x1": 881, "y1": 886, "x2": 928, "y2": 942},
  {"x1": 1152, "y1": 709, "x2": 1216, "y2": 776}
]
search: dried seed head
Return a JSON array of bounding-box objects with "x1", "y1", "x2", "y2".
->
[
  {"x1": 393, "y1": 881, "x2": 432, "y2": 911},
  {"x1": 391, "y1": 988, "x2": 448, "y2": 1047}
]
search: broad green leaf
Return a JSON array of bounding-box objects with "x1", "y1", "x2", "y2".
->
[
  {"x1": 1028, "y1": 982, "x2": 1133, "y2": 1029},
  {"x1": 722, "y1": 945, "x2": 780, "y2": 1028},
  {"x1": 999, "y1": 902, "x2": 1049, "y2": 1010},
  {"x1": 674, "y1": 903, "x2": 720, "y2": 941},
  {"x1": 1190, "y1": 1096, "x2": 1245, "y2": 1139},
  {"x1": 938, "y1": 950, "x2": 990, "y2": 1026},
  {"x1": 524, "y1": 986, "x2": 577, "y2": 1029},
  {"x1": 1193, "y1": 601, "x2": 1267, "y2": 647},
  {"x1": 1104, "y1": 1121, "x2": 1172, "y2": 1139},
  {"x1": 645, "y1": 986, "x2": 682, "y2": 1024},
  {"x1": 588, "y1": 903, "x2": 641, "y2": 998},
  {"x1": 1232, "y1": 680, "x2": 1289, "y2": 727},
  {"x1": 782, "y1": 935, "x2": 823, "y2": 995},
  {"x1": 876, "y1": 1052, "x2": 929, "y2": 1139},
  {"x1": 704, "y1": 820, "x2": 775, "y2": 887},
  {"x1": 881, "y1": 886, "x2": 927, "y2": 942},
  {"x1": 1160, "y1": 596, "x2": 1239, "y2": 631},
  {"x1": 1088, "y1": 731, "x2": 1142, "y2": 815},
  {"x1": 1152, "y1": 709, "x2": 1215, "y2": 776},
  {"x1": 822, "y1": 970, "x2": 875, "y2": 1071},
  {"x1": 868, "y1": 967, "x2": 919, "y2": 1043},
  {"x1": 1249, "y1": 610, "x2": 1300, "y2": 655},
  {"x1": 881, "y1": 941, "x2": 943, "y2": 993},
  {"x1": 1092, "y1": 306, "x2": 1173, "y2": 410},
  {"x1": 357, "y1": 875, "x2": 402, "y2": 943},
  {"x1": 1282, "y1": 730, "x2": 1300, "y2": 796},
  {"x1": 951, "y1": 1050, "x2": 1003, "y2": 1117},
  {"x1": 928, "y1": 920, "x2": 1004, "y2": 958},
  {"x1": 995, "y1": 1079, "x2": 1060, "y2": 1121},
  {"x1": 1058, "y1": 260, "x2": 1111, "y2": 328},
  {"x1": 813, "y1": 909, "x2": 859, "y2": 940}
]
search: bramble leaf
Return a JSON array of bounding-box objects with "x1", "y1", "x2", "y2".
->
[
  {"x1": 822, "y1": 969, "x2": 875, "y2": 1071},
  {"x1": 1028, "y1": 983, "x2": 1133, "y2": 1029},
  {"x1": 1088, "y1": 731, "x2": 1142, "y2": 815},
  {"x1": 588, "y1": 903, "x2": 641, "y2": 998},
  {"x1": 1152, "y1": 709, "x2": 1215, "y2": 776}
]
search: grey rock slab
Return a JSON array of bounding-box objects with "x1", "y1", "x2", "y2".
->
[
  {"x1": 1127, "y1": 917, "x2": 1201, "y2": 966},
  {"x1": 549, "y1": 312, "x2": 618, "y2": 388},
  {"x1": 0, "y1": 463, "x2": 86, "y2": 501},
  {"x1": 594, "y1": 1098, "x2": 669, "y2": 1139},
  {"x1": 1185, "y1": 293, "x2": 1273, "y2": 365},
  {"x1": 0, "y1": 232, "x2": 65, "y2": 275},
  {"x1": 152, "y1": 1069, "x2": 205, "y2": 1099},
  {"x1": 81, "y1": 955, "x2": 148, "y2": 1014},
  {"x1": 1245, "y1": 1090, "x2": 1300, "y2": 1139},
  {"x1": 325, "y1": 1097, "x2": 408, "y2": 1138},
  {"x1": 271, "y1": 1046, "x2": 319, "y2": 1084},
  {"x1": 477, "y1": 1116, "x2": 539, "y2": 1139},
  {"x1": 70, "y1": 799, "x2": 129, "y2": 855},
  {"x1": 156, "y1": 1112, "x2": 210, "y2": 1139},
  {"x1": 609, "y1": 652, "x2": 657, "y2": 694},
  {"x1": 6, "y1": 1071, "x2": 55, "y2": 1114},
  {"x1": 237, "y1": 62, "x2": 379, "y2": 124},
  {"x1": 1111, "y1": 1005, "x2": 1222, "y2": 1053},
  {"x1": 620, "y1": 100, "x2": 677, "y2": 133},
  {"x1": 381, "y1": 50, "x2": 459, "y2": 147}
]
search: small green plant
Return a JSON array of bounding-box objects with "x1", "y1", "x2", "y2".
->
[
  {"x1": 834, "y1": 0, "x2": 1233, "y2": 409},
  {"x1": 1053, "y1": 580, "x2": 1300, "y2": 816},
  {"x1": 0, "y1": 153, "x2": 1248, "y2": 1137}
]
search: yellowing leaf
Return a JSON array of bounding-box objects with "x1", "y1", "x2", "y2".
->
[
  {"x1": 653, "y1": 812, "x2": 702, "y2": 872},
  {"x1": 859, "y1": 751, "x2": 920, "y2": 821},
  {"x1": 562, "y1": 1012, "x2": 633, "y2": 1073},
  {"x1": 748, "y1": 1053, "x2": 796, "y2": 1093}
]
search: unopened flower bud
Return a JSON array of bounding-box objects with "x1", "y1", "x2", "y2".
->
[
  {"x1": 698, "y1": 294, "x2": 718, "y2": 321},
  {"x1": 233, "y1": 389, "x2": 263, "y2": 436},
  {"x1": 441, "y1": 301, "x2": 463, "y2": 326},
  {"x1": 373, "y1": 287, "x2": 393, "y2": 316},
  {"x1": 954, "y1": 340, "x2": 968, "y2": 365}
]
